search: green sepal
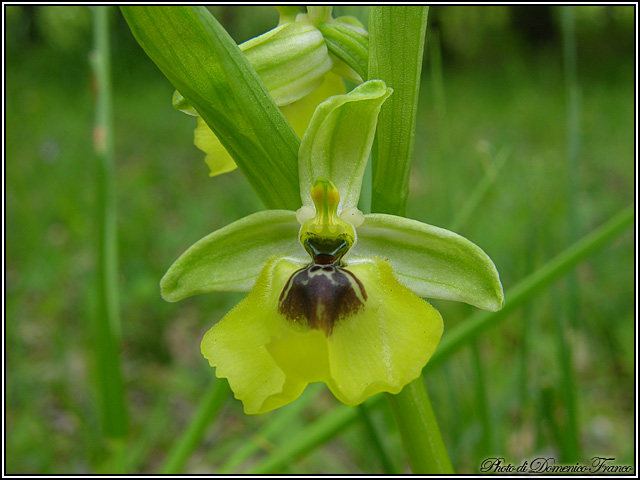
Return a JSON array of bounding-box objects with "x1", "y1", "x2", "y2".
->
[
  {"x1": 317, "y1": 20, "x2": 369, "y2": 82},
  {"x1": 240, "y1": 20, "x2": 332, "y2": 107},
  {"x1": 160, "y1": 210, "x2": 303, "y2": 302},
  {"x1": 332, "y1": 15, "x2": 366, "y2": 29},
  {"x1": 368, "y1": 6, "x2": 429, "y2": 216},
  {"x1": 307, "y1": 6, "x2": 333, "y2": 25},
  {"x1": 172, "y1": 90, "x2": 198, "y2": 116},
  {"x1": 298, "y1": 80, "x2": 392, "y2": 212},
  {"x1": 349, "y1": 214, "x2": 504, "y2": 311},
  {"x1": 120, "y1": 6, "x2": 301, "y2": 210},
  {"x1": 194, "y1": 116, "x2": 238, "y2": 177}
]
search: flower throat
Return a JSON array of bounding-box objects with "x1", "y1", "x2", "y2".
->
[{"x1": 278, "y1": 178, "x2": 366, "y2": 335}]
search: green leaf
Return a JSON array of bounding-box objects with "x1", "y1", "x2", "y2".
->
[
  {"x1": 368, "y1": 6, "x2": 429, "y2": 216},
  {"x1": 298, "y1": 80, "x2": 392, "y2": 212},
  {"x1": 350, "y1": 214, "x2": 504, "y2": 311},
  {"x1": 120, "y1": 6, "x2": 301, "y2": 210},
  {"x1": 317, "y1": 21, "x2": 369, "y2": 82},
  {"x1": 161, "y1": 210, "x2": 303, "y2": 302}
]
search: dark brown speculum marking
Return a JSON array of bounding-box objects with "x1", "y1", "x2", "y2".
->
[{"x1": 278, "y1": 263, "x2": 368, "y2": 335}]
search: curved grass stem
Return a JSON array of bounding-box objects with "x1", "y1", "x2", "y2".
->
[{"x1": 160, "y1": 378, "x2": 230, "y2": 474}]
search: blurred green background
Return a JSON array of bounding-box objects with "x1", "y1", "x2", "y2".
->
[{"x1": 5, "y1": 5, "x2": 635, "y2": 474}]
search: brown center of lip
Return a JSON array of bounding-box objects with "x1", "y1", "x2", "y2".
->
[{"x1": 278, "y1": 263, "x2": 368, "y2": 335}]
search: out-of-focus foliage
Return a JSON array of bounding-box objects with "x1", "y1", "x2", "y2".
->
[{"x1": 5, "y1": 5, "x2": 634, "y2": 474}]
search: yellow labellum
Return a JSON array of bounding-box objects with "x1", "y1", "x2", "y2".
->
[{"x1": 201, "y1": 256, "x2": 443, "y2": 414}]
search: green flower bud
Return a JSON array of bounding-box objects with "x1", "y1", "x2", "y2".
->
[{"x1": 240, "y1": 20, "x2": 333, "y2": 106}]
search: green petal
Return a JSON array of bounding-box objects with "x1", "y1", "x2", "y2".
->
[
  {"x1": 194, "y1": 116, "x2": 238, "y2": 177},
  {"x1": 298, "y1": 80, "x2": 393, "y2": 212},
  {"x1": 161, "y1": 210, "x2": 303, "y2": 302},
  {"x1": 350, "y1": 214, "x2": 505, "y2": 311},
  {"x1": 306, "y1": 6, "x2": 333, "y2": 25},
  {"x1": 202, "y1": 256, "x2": 443, "y2": 414},
  {"x1": 328, "y1": 53, "x2": 364, "y2": 84}
]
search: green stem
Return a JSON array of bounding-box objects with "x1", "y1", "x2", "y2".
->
[
  {"x1": 90, "y1": 5, "x2": 128, "y2": 439},
  {"x1": 551, "y1": 289, "x2": 581, "y2": 461},
  {"x1": 562, "y1": 6, "x2": 582, "y2": 331},
  {"x1": 385, "y1": 379, "x2": 454, "y2": 474},
  {"x1": 160, "y1": 378, "x2": 230, "y2": 474}
]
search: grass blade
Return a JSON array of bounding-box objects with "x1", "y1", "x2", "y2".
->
[
  {"x1": 160, "y1": 378, "x2": 230, "y2": 474},
  {"x1": 358, "y1": 403, "x2": 400, "y2": 474},
  {"x1": 247, "y1": 399, "x2": 363, "y2": 474},
  {"x1": 555, "y1": 6, "x2": 582, "y2": 461},
  {"x1": 449, "y1": 148, "x2": 510, "y2": 232},
  {"x1": 218, "y1": 384, "x2": 323, "y2": 473}
]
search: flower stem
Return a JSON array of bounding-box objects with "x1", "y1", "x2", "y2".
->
[
  {"x1": 90, "y1": 5, "x2": 128, "y2": 439},
  {"x1": 385, "y1": 379, "x2": 454, "y2": 474}
]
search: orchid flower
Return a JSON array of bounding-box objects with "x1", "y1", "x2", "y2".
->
[
  {"x1": 160, "y1": 80, "x2": 504, "y2": 414},
  {"x1": 172, "y1": 6, "x2": 368, "y2": 177}
]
